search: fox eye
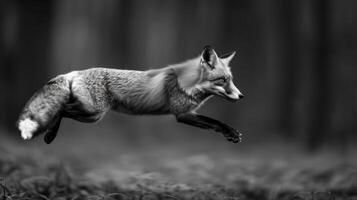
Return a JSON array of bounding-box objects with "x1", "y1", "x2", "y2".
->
[{"x1": 214, "y1": 77, "x2": 227, "y2": 86}]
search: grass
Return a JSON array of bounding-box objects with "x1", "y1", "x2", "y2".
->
[{"x1": 0, "y1": 132, "x2": 357, "y2": 200}]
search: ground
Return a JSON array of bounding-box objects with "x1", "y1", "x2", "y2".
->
[{"x1": 0, "y1": 127, "x2": 357, "y2": 200}]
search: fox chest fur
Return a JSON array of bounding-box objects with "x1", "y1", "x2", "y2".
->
[{"x1": 64, "y1": 68, "x2": 209, "y2": 121}]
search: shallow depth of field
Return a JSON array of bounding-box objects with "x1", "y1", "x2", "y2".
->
[
  {"x1": 1, "y1": 0, "x2": 357, "y2": 200},
  {"x1": 1, "y1": 129, "x2": 357, "y2": 200}
]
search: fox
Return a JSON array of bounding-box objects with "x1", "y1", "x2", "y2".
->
[{"x1": 17, "y1": 46, "x2": 244, "y2": 144}]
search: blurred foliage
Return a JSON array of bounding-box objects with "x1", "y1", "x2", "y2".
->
[{"x1": 0, "y1": 138, "x2": 357, "y2": 200}]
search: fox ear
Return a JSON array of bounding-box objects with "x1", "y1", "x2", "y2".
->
[
  {"x1": 200, "y1": 45, "x2": 218, "y2": 69},
  {"x1": 220, "y1": 51, "x2": 236, "y2": 65}
]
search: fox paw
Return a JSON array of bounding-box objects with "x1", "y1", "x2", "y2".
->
[{"x1": 223, "y1": 129, "x2": 242, "y2": 143}]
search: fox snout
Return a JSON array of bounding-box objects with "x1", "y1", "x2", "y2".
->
[
  {"x1": 223, "y1": 83, "x2": 243, "y2": 102},
  {"x1": 226, "y1": 92, "x2": 244, "y2": 102}
]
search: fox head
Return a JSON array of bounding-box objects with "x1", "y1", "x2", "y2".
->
[{"x1": 196, "y1": 46, "x2": 243, "y2": 102}]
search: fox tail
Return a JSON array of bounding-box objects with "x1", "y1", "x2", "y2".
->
[{"x1": 17, "y1": 76, "x2": 71, "y2": 143}]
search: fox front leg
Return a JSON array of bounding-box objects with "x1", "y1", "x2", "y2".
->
[{"x1": 176, "y1": 113, "x2": 242, "y2": 143}]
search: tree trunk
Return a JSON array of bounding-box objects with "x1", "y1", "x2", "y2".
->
[{"x1": 307, "y1": 0, "x2": 331, "y2": 151}]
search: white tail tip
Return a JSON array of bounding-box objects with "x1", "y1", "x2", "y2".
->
[{"x1": 18, "y1": 118, "x2": 39, "y2": 140}]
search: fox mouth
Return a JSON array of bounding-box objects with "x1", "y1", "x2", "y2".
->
[
  {"x1": 216, "y1": 91, "x2": 239, "y2": 102},
  {"x1": 224, "y1": 96, "x2": 239, "y2": 102}
]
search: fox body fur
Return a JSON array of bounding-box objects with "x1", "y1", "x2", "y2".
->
[{"x1": 18, "y1": 46, "x2": 244, "y2": 144}]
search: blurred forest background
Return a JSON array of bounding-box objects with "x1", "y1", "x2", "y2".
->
[
  {"x1": 1, "y1": 0, "x2": 356, "y2": 150},
  {"x1": 1, "y1": 0, "x2": 357, "y2": 199}
]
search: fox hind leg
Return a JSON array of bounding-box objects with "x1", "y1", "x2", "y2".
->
[{"x1": 44, "y1": 116, "x2": 62, "y2": 144}]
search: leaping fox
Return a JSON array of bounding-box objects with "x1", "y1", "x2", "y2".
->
[{"x1": 17, "y1": 46, "x2": 244, "y2": 144}]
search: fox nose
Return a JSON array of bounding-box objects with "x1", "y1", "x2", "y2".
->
[{"x1": 239, "y1": 94, "x2": 244, "y2": 99}]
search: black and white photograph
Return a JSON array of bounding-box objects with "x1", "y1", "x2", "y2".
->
[{"x1": 0, "y1": 0, "x2": 357, "y2": 199}]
